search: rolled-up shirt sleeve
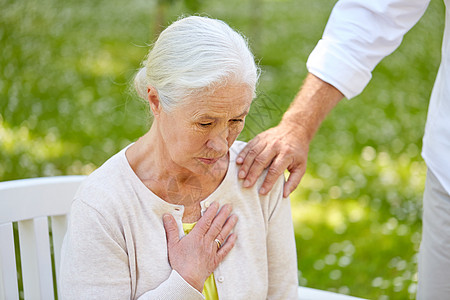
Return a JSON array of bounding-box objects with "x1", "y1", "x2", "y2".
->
[{"x1": 307, "y1": 0, "x2": 430, "y2": 99}]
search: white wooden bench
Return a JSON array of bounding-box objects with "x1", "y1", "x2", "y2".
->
[{"x1": 0, "y1": 176, "x2": 366, "y2": 299}]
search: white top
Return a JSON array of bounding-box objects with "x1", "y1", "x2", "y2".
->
[
  {"x1": 59, "y1": 141, "x2": 299, "y2": 300},
  {"x1": 307, "y1": 0, "x2": 450, "y2": 194}
]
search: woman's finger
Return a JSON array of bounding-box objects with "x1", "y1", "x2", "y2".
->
[
  {"x1": 217, "y1": 233, "x2": 237, "y2": 259},
  {"x1": 163, "y1": 214, "x2": 179, "y2": 249},
  {"x1": 194, "y1": 202, "x2": 219, "y2": 235},
  {"x1": 215, "y1": 214, "x2": 238, "y2": 245},
  {"x1": 205, "y1": 204, "x2": 232, "y2": 239}
]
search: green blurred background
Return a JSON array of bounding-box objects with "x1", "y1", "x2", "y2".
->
[{"x1": 0, "y1": 0, "x2": 445, "y2": 299}]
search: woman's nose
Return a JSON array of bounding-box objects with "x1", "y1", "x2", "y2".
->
[{"x1": 207, "y1": 128, "x2": 229, "y2": 154}]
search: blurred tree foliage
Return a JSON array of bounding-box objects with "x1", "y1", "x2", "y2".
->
[{"x1": 0, "y1": 0, "x2": 445, "y2": 299}]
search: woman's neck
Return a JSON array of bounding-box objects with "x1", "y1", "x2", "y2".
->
[{"x1": 126, "y1": 127, "x2": 229, "y2": 215}]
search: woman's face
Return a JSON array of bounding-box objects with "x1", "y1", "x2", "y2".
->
[{"x1": 156, "y1": 83, "x2": 253, "y2": 176}]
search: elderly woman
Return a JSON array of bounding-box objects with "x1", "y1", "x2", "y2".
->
[{"x1": 60, "y1": 16, "x2": 298, "y2": 299}]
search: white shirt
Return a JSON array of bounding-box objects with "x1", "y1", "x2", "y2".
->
[
  {"x1": 60, "y1": 141, "x2": 298, "y2": 300},
  {"x1": 307, "y1": 0, "x2": 450, "y2": 194}
]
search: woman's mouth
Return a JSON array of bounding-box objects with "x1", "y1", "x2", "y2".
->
[{"x1": 197, "y1": 157, "x2": 220, "y2": 165}]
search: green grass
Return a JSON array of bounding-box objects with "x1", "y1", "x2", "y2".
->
[{"x1": 0, "y1": 0, "x2": 445, "y2": 299}]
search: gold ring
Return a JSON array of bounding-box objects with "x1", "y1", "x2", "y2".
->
[{"x1": 214, "y1": 238, "x2": 222, "y2": 249}]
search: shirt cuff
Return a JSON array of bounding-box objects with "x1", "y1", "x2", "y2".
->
[{"x1": 307, "y1": 39, "x2": 372, "y2": 99}]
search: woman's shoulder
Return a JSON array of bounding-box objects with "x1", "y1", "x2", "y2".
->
[
  {"x1": 229, "y1": 140, "x2": 247, "y2": 160},
  {"x1": 223, "y1": 141, "x2": 286, "y2": 230},
  {"x1": 74, "y1": 146, "x2": 134, "y2": 210},
  {"x1": 230, "y1": 140, "x2": 285, "y2": 196}
]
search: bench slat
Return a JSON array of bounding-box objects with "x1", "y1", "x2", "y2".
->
[
  {"x1": 51, "y1": 214, "x2": 68, "y2": 297},
  {"x1": 0, "y1": 222, "x2": 20, "y2": 300},
  {"x1": 34, "y1": 217, "x2": 55, "y2": 300}
]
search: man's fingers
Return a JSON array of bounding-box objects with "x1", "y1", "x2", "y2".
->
[
  {"x1": 283, "y1": 166, "x2": 305, "y2": 197},
  {"x1": 236, "y1": 136, "x2": 260, "y2": 165},
  {"x1": 237, "y1": 138, "x2": 266, "y2": 180},
  {"x1": 163, "y1": 214, "x2": 179, "y2": 248},
  {"x1": 242, "y1": 146, "x2": 277, "y2": 189},
  {"x1": 259, "y1": 155, "x2": 291, "y2": 195}
]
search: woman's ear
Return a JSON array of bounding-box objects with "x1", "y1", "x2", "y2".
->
[{"x1": 147, "y1": 86, "x2": 162, "y2": 117}]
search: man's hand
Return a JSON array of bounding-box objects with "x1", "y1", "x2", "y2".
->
[
  {"x1": 237, "y1": 73, "x2": 344, "y2": 197},
  {"x1": 237, "y1": 122, "x2": 309, "y2": 197}
]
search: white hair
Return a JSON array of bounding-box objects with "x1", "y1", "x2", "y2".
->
[{"x1": 134, "y1": 16, "x2": 259, "y2": 111}]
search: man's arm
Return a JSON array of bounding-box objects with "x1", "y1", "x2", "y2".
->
[
  {"x1": 238, "y1": 0, "x2": 431, "y2": 197},
  {"x1": 237, "y1": 73, "x2": 343, "y2": 197}
]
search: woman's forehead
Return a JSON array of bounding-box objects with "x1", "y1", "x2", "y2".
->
[
  {"x1": 180, "y1": 84, "x2": 253, "y2": 117},
  {"x1": 191, "y1": 106, "x2": 250, "y2": 120}
]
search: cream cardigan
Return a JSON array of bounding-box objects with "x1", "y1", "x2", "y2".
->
[{"x1": 60, "y1": 141, "x2": 298, "y2": 299}]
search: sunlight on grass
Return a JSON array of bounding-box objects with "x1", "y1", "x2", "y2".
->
[
  {"x1": 290, "y1": 142, "x2": 426, "y2": 298},
  {"x1": 0, "y1": 116, "x2": 98, "y2": 179},
  {"x1": 77, "y1": 46, "x2": 137, "y2": 77},
  {"x1": 292, "y1": 199, "x2": 367, "y2": 229},
  {"x1": 0, "y1": 117, "x2": 74, "y2": 160}
]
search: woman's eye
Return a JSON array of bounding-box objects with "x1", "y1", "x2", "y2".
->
[
  {"x1": 231, "y1": 119, "x2": 244, "y2": 124},
  {"x1": 199, "y1": 122, "x2": 212, "y2": 127}
]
